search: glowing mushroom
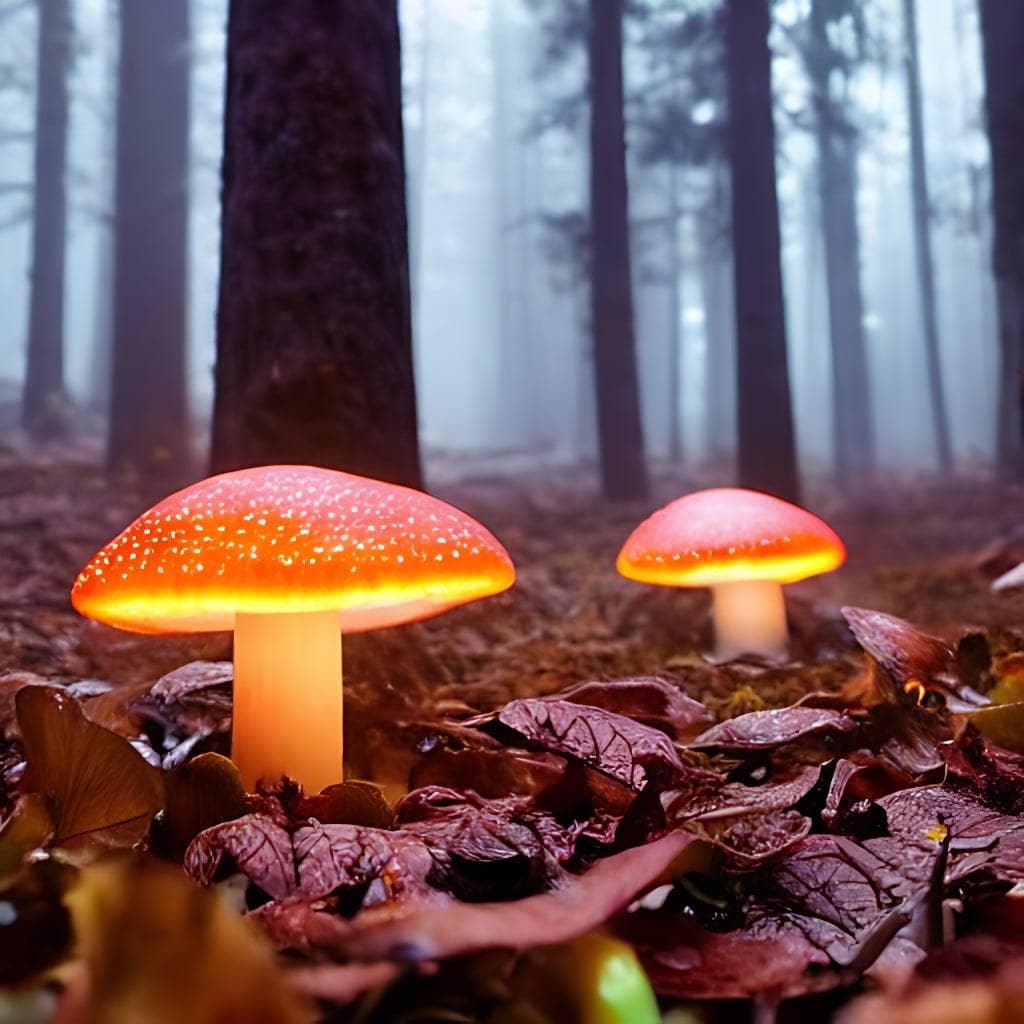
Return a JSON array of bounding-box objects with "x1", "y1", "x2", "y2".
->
[
  {"x1": 616, "y1": 488, "x2": 844, "y2": 661},
  {"x1": 72, "y1": 465, "x2": 515, "y2": 792}
]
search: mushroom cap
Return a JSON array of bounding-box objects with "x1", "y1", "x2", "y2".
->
[
  {"x1": 616, "y1": 487, "x2": 845, "y2": 587},
  {"x1": 72, "y1": 465, "x2": 516, "y2": 634}
]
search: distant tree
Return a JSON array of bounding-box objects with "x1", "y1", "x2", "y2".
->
[
  {"x1": 725, "y1": 0, "x2": 799, "y2": 502},
  {"x1": 211, "y1": 0, "x2": 422, "y2": 489},
  {"x1": 978, "y1": 0, "x2": 1024, "y2": 476},
  {"x1": 587, "y1": 0, "x2": 648, "y2": 500},
  {"x1": 21, "y1": 0, "x2": 71, "y2": 439},
  {"x1": 798, "y1": 0, "x2": 874, "y2": 483},
  {"x1": 901, "y1": 0, "x2": 952, "y2": 472},
  {"x1": 108, "y1": 0, "x2": 191, "y2": 482}
]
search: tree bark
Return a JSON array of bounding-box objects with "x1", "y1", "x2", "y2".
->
[
  {"x1": 108, "y1": 0, "x2": 191, "y2": 482},
  {"x1": 21, "y1": 0, "x2": 71, "y2": 439},
  {"x1": 978, "y1": 0, "x2": 1024, "y2": 476},
  {"x1": 901, "y1": 0, "x2": 952, "y2": 472},
  {"x1": 587, "y1": 0, "x2": 648, "y2": 501},
  {"x1": 808, "y1": 0, "x2": 874, "y2": 482},
  {"x1": 211, "y1": 0, "x2": 422, "y2": 489},
  {"x1": 725, "y1": 0, "x2": 799, "y2": 502}
]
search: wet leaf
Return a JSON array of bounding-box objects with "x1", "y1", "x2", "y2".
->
[{"x1": 15, "y1": 686, "x2": 163, "y2": 845}]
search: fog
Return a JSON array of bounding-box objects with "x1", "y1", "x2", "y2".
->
[{"x1": 0, "y1": 0, "x2": 999, "y2": 482}]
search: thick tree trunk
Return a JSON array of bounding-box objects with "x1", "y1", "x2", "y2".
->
[
  {"x1": 901, "y1": 0, "x2": 952, "y2": 472},
  {"x1": 725, "y1": 0, "x2": 799, "y2": 502},
  {"x1": 978, "y1": 0, "x2": 1024, "y2": 476},
  {"x1": 21, "y1": 0, "x2": 71, "y2": 439},
  {"x1": 108, "y1": 0, "x2": 191, "y2": 482},
  {"x1": 808, "y1": 0, "x2": 874, "y2": 482},
  {"x1": 211, "y1": 0, "x2": 422, "y2": 489},
  {"x1": 587, "y1": 0, "x2": 648, "y2": 501}
]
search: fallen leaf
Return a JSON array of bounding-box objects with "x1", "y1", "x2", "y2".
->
[{"x1": 15, "y1": 687, "x2": 163, "y2": 845}]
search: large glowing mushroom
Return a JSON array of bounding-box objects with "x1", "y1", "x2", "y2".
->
[
  {"x1": 72, "y1": 465, "x2": 515, "y2": 792},
  {"x1": 616, "y1": 488, "x2": 844, "y2": 660}
]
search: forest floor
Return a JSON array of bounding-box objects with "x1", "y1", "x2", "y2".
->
[{"x1": 4, "y1": 443, "x2": 1024, "y2": 1021}]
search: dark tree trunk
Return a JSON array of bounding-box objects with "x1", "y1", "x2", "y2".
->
[
  {"x1": 211, "y1": 0, "x2": 422, "y2": 489},
  {"x1": 666, "y1": 162, "x2": 683, "y2": 465},
  {"x1": 21, "y1": 0, "x2": 71, "y2": 439},
  {"x1": 702, "y1": 163, "x2": 736, "y2": 463},
  {"x1": 901, "y1": 0, "x2": 952, "y2": 472},
  {"x1": 587, "y1": 0, "x2": 648, "y2": 501},
  {"x1": 808, "y1": 0, "x2": 874, "y2": 482},
  {"x1": 108, "y1": 0, "x2": 191, "y2": 482},
  {"x1": 725, "y1": 0, "x2": 799, "y2": 502},
  {"x1": 978, "y1": 0, "x2": 1024, "y2": 476}
]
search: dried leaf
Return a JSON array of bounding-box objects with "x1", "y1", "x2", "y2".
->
[
  {"x1": 15, "y1": 686, "x2": 163, "y2": 845},
  {"x1": 551, "y1": 676, "x2": 713, "y2": 739},
  {"x1": 691, "y1": 707, "x2": 858, "y2": 750},
  {"x1": 185, "y1": 814, "x2": 297, "y2": 901},
  {"x1": 491, "y1": 698, "x2": 686, "y2": 789}
]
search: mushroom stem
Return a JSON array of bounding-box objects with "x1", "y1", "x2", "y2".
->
[
  {"x1": 710, "y1": 579, "x2": 788, "y2": 660},
  {"x1": 232, "y1": 609, "x2": 343, "y2": 792}
]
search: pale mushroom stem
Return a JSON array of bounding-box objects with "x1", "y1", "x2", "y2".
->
[
  {"x1": 710, "y1": 579, "x2": 788, "y2": 660},
  {"x1": 232, "y1": 609, "x2": 343, "y2": 792}
]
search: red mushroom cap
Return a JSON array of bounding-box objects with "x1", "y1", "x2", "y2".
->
[
  {"x1": 72, "y1": 465, "x2": 515, "y2": 634},
  {"x1": 616, "y1": 487, "x2": 845, "y2": 587}
]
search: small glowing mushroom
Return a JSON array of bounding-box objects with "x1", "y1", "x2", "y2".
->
[
  {"x1": 616, "y1": 488, "x2": 845, "y2": 661},
  {"x1": 72, "y1": 465, "x2": 515, "y2": 792}
]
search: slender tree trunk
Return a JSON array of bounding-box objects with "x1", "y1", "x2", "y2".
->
[
  {"x1": 587, "y1": 0, "x2": 648, "y2": 500},
  {"x1": 702, "y1": 163, "x2": 736, "y2": 464},
  {"x1": 21, "y1": 0, "x2": 71, "y2": 439},
  {"x1": 211, "y1": 0, "x2": 422, "y2": 488},
  {"x1": 808, "y1": 0, "x2": 874, "y2": 483},
  {"x1": 108, "y1": 0, "x2": 191, "y2": 481},
  {"x1": 978, "y1": 0, "x2": 1024, "y2": 476},
  {"x1": 901, "y1": 0, "x2": 952, "y2": 472},
  {"x1": 725, "y1": 0, "x2": 799, "y2": 502},
  {"x1": 666, "y1": 163, "x2": 683, "y2": 465},
  {"x1": 89, "y1": 0, "x2": 118, "y2": 412}
]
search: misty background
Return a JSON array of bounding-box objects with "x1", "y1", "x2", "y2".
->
[{"x1": 0, "y1": 0, "x2": 997, "y2": 481}]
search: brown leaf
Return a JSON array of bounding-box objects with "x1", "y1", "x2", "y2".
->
[
  {"x1": 491, "y1": 698, "x2": 687, "y2": 789},
  {"x1": 15, "y1": 686, "x2": 163, "y2": 845},
  {"x1": 692, "y1": 707, "x2": 859, "y2": 750},
  {"x1": 184, "y1": 814, "x2": 297, "y2": 901}
]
